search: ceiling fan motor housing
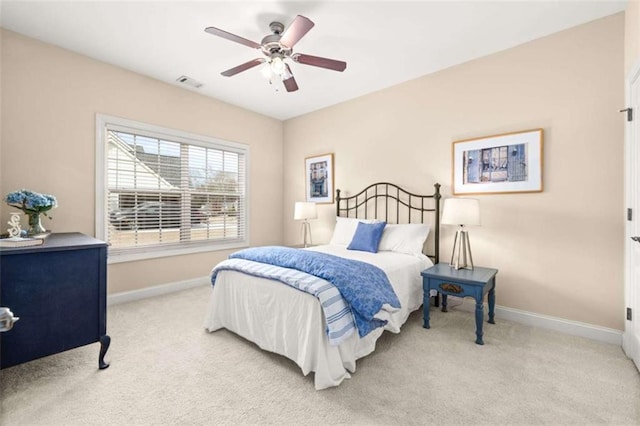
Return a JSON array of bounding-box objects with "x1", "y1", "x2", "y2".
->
[{"x1": 261, "y1": 22, "x2": 292, "y2": 57}]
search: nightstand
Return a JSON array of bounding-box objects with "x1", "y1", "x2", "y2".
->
[{"x1": 421, "y1": 263, "x2": 498, "y2": 345}]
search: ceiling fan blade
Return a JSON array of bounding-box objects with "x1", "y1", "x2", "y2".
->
[
  {"x1": 221, "y1": 58, "x2": 265, "y2": 77},
  {"x1": 282, "y1": 65, "x2": 299, "y2": 92},
  {"x1": 292, "y1": 53, "x2": 346, "y2": 72},
  {"x1": 279, "y1": 15, "x2": 314, "y2": 48},
  {"x1": 205, "y1": 26, "x2": 261, "y2": 49}
]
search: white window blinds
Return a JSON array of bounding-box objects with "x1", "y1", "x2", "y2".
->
[{"x1": 97, "y1": 116, "x2": 249, "y2": 260}]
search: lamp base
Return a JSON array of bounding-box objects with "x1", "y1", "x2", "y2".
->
[
  {"x1": 449, "y1": 226, "x2": 474, "y2": 270},
  {"x1": 301, "y1": 220, "x2": 313, "y2": 248}
]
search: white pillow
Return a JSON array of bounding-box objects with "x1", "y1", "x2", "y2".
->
[
  {"x1": 329, "y1": 217, "x2": 380, "y2": 246},
  {"x1": 378, "y1": 224, "x2": 430, "y2": 255}
]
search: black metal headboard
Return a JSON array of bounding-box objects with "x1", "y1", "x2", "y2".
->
[{"x1": 335, "y1": 182, "x2": 441, "y2": 263}]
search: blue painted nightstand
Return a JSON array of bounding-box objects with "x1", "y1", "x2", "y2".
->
[{"x1": 421, "y1": 263, "x2": 498, "y2": 345}]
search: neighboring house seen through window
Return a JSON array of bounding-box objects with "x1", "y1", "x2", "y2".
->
[{"x1": 96, "y1": 115, "x2": 249, "y2": 262}]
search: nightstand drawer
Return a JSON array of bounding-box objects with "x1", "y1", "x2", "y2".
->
[{"x1": 425, "y1": 278, "x2": 476, "y2": 298}]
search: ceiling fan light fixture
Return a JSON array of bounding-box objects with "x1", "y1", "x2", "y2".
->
[
  {"x1": 270, "y1": 56, "x2": 285, "y2": 76},
  {"x1": 261, "y1": 62, "x2": 274, "y2": 80}
]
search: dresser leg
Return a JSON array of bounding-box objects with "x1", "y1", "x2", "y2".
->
[
  {"x1": 475, "y1": 301, "x2": 484, "y2": 345},
  {"x1": 99, "y1": 335, "x2": 111, "y2": 370}
]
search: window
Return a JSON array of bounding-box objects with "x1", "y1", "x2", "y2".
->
[{"x1": 96, "y1": 115, "x2": 249, "y2": 262}]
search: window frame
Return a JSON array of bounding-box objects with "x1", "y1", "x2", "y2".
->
[{"x1": 95, "y1": 114, "x2": 250, "y2": 264}]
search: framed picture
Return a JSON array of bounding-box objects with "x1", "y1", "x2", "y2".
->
[
  {"x1": 305, "y1": 153, "x2": 334, "y2": 203},
  {"x1": 452, "y1": 129, "x2": 543, "y2": 195}
]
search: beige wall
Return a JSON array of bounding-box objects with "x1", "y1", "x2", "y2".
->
[
  {"x1": 284, "y1": 14, "x2": 625, "y2": 330},
  {"x1": 0, "y1": 12, "x2": 627, "y2": 329},
  {"x1": 626, "y1": 0, "x2": 640, "y2": 75},
  {"x1": 0, "y1": 30, "x2": 284, "y2": 294}
]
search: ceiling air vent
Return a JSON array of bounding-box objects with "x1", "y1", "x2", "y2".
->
[{"x1": 176, "y1": 75, "x2": 203, "y2": 89}]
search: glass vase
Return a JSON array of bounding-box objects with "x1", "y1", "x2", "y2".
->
[{"x1": 27, "y1": 212, "x2": 46, "y2": 236}]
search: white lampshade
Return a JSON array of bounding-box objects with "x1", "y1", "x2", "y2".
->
[
  {"x1": 294, "y1": 202, "x2": 317, "y2": 220},
  {"x1": 441, "y1": 198, "x2": 480, "y2": 226}
]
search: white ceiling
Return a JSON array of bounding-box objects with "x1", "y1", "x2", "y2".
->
[{"x1": 0, "y1": 1, "x2": 627, "y2": 120}]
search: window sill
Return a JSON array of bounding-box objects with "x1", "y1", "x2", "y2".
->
[{"x1": 107, "y1": 240, "x2": 247, "y2": 264}]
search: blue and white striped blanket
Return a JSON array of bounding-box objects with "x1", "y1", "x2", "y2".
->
[{"x1": 210, "y1": 246, "x2": 401, "y2": 346}]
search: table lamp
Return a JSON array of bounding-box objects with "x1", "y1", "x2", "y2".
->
[
  {"x1": 294, "y1": 202, "x2": 317, "y2": 248},
  {"x1": 441, "y1": 198, "x2": 480, "y2": 270}
]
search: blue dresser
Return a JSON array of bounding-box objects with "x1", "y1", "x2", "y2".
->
[{"x1": 0, "y1": 233, "x2": 110, "y2": 369}]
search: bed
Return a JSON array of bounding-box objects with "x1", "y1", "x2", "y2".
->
[{"x1": 204, "y1": 182, "x2": 441, "y2": 389}]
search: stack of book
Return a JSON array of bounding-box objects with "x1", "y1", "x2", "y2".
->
[{"x1": 0, "y1": 236, "x2": 46, "y2": 248}]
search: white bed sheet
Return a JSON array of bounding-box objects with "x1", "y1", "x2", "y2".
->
[{"x1": 203, "y1": 245, "x2": 432, "y2": 389}]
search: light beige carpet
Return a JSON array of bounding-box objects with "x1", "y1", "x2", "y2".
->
[{"x1": 1, "y1": 285, "x2": 638, "y2": 425}]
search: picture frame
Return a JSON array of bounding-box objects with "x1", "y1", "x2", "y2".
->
[
  {"x1": 452, "y1": 129, "x2": 543, "y2": 195},
  {"x1": 305, "y1": 153, "x2": 334, "y2": 204}
]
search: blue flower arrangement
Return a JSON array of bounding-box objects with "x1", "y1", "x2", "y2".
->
[
  {"x1": 5, "y1": 189, "x2": 58, "y2": 216},
  {"x1": 5, "y1": 189, "x2": 58, "y2": 236}
]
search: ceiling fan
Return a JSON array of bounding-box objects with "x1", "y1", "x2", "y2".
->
[{"x1": 205, "y1": 15, "x2": 347, "y2": 92}]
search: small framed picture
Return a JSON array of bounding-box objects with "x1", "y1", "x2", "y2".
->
[
  {"x1": 452, "y1": 129, "x2": 543, "y2": 195},
  {"x1": 305, "y1": 153, "x2": 334, "y2": 204}
]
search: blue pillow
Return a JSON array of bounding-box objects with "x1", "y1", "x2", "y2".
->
[{"x1": 347, "y1": 221, "x2": 387, "y2": 253}]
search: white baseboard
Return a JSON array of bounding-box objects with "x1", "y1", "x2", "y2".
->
[
  {"x1": 108, "y1": 276, "x2": 210, "y2": 306},
  {"x1": 107, "y1": 277, "x2": 623, "y2": 346},
  {"x1": 451, "y1": 298, "x2": 622, "y2": 346}
]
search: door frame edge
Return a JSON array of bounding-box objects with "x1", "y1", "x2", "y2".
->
[{"x1": 623, "y1": 59, "x2": 640, "y2": 365}]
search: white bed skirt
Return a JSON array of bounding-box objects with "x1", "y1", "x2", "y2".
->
[{"x1": 204, "y1": 270, "x2": 387, "y2": 389}]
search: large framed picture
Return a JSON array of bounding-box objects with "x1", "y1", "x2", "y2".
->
[
  {"x1": 305, "y1": 153, "x2": 334, "y2": 203},
  {"x1": 452, "y1": 129, "x2": 543, "y2": 195}
]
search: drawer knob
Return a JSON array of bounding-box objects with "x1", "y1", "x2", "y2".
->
[
  {"x1": 439, "y1": 283, "x2": 463, "y2": 293},
  {"x1": 0, "y1": 307, "x2": 20, "y2": 332}
]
